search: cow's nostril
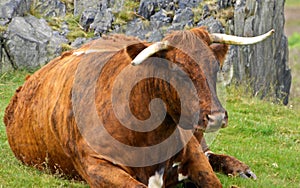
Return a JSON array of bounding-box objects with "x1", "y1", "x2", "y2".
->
[
  {"x1": 222, "y1": 111, "x2": 228, "y2": 128},
  {"x1": 225, "y1": 111, "x2": 228, "y2": 120},
  {"x1": 203, "y1": 114, "x2": 209, "y2": 123},
  {"x1": 207, "y1": 114, "x2": 213, "y2": 121},
  {"x1": 206, "y1": 112, "x2": 228, "y2": 131},
  {"x1": 221, "y1": 119, "x2": 227, "y2": 128}
]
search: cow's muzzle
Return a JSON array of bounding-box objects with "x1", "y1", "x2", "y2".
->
[{"x1": 205, "y1": 111, "x2": 228, "y2": 133}]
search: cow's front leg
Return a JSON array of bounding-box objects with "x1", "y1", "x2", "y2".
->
[
  {"x1": 196, "y1": 132, "x2": 257, "y2": 179},
  {"x1": 74, "y1": 154, "x2": 147, "y2": 188},
  {"x1": 205, "y1": 151, "x2": 257, "y2": 180},
  {"x1": 177, "y1": 137, "x2": 222, "y2": 188}
]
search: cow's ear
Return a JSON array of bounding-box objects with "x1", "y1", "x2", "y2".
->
[
  {"x1": 125, "y1": 42, "x2": 149, "y2": 60},
  {"x1": 210, "y1": 44, "x2": 229, "y2": 68}
]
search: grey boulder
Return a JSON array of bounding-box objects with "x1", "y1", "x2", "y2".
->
[{"x1": 4, "y1": 15, "x2": 68, "y2": 68}]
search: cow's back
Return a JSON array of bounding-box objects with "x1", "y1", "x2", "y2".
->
[
  {"x1": 4, "y1": 50, "x2": 82, "y2": 175},
  {"x1": 4, "y1": 36, "x2": 140, "y2": 177}
]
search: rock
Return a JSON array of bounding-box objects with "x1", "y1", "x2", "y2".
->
[
  {"x1": 227, "y1": 0, "x2": 291, "y2": 104},
  {"x1": 48, "y1": 31, "x2": 68, "y2": 56},
  {"x1": 90, "y1": 8, "x2": 114, "y2": 35},
  {"x1": 0, "y1": 34, "x2": 15, "y2": 72},
  {"x1": 202, "y1": 4, "x2": 211, "y2": 19},
  {"x1": 119, "y1": 0, "x2": 179, "y2": 41},
  {"x1": 147, "y1": 30, "x2": 164, "y2": 42},
  {"x1": 125, "y1": 18, "x2": 152, "y2": 40},
  {"x1": 217, "y1": 0, "x2": 235, "y2": 9},
  {"x1": 60, "y1": 21, "x2": 69, "y2": 36},
  {"x1": 197, "y1": 16, "x2": 224, "y2": 33},
  {"x1": 80, "y1": 9, "x2": 98, "y2": 30},
  {"x1": 4, "y1": 15, "x2": 68, "y2": 69},
  {"x1": 74, "y1": 0, "x2": 109, "y2": 17},
  {"x1": 138, "y1": 0, "x2": 157, "y2": 20},
  {"x1": 74, "y1": 0, "x2": 114, "y2": 35},
  {"x1": 138, "y1": 0, "x2": 176, "y2": 19},
  {"x1": 173, "y1": 7, "x2": 194, "y2": 25},
  {"x1": 168, "y1": 7, "x2": 194, "y2": 31},
  {"x1": 33, "y1": 0, "x2": 66, "y2": 17},
  {"x1": 157, "y1": 0, "x2": 176, "y2": 11},
  {"x1": 150, "y1": 10, "x2": 172, "y2": 28},
  {"x1": 0, "y1": 0, "x2": 31, "y2": 25},
  {"x1": 71, "y1": 37, "x2": 88, "y2": 48},
  {"x1": 125, "y1": 8, "x2": 172, "y2": 42},
  {"x1": 178, "y1": 0, "x2": 203, "y2": 9}
]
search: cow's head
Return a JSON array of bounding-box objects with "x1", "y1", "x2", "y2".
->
[{"x1": 127, "y1": 27, "x2": 274, "y2": 133}]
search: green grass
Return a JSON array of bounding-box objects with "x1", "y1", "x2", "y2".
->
[
  {"x1": 288, "y1": 33, "x2": 300, "y2": 49},
  {"x1": 213, "y1": 87, "x2": 300, "y2": 187},
  {"x1": 113, "y1": 0, "x2": 140, "y2": 26},
  {"x1": 286, "y1": 0, "x2": 300, "y2": 7},
  {"x1": 1, "y1": 70, "x2": 299, "y2": 187}
]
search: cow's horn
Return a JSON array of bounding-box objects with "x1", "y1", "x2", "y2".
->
[
  {"x1": 131, "y1": 41, "x2": 170, "y2": 66},
  {"x1": 209, "y1": 29, "x2": 275, "y2": 45}
]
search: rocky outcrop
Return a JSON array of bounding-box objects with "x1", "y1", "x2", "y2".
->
[
  {"x1": 124, "y1": 1, "x2": 223, "y2": 42},
  {"x1": 197, "y1": 16, "x2": 224, "y2": 33},
  {"x1": 90, "y1": 8, "x2": 114, "y2": 35},
  {"x1": 0, "y1": 0, "x2": 291, "y2": 104},
  {"x1": 74, "y1": 0, "x2": 114, "y2": 34},
  {"x1": 32, "y1": 0, "x2": 66, "y2": 17},
  {"x1": 226, "y1": 0, "x2": 291, "y2": 104},
  {"x1": 4, "y1": 15, "x2": 67, "y2": 68},
  {"x1": 74, "y1": 0, "x2": 109, "y2": 17},
  {"x1": 0, "y1": 0, "x2": 31, "y2": 25}
]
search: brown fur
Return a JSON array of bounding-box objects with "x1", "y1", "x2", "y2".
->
[
  {"x1": 4, "y1": 27, "x2": 228, "y2": 187},
  {"x1": 209, "y1": 44, "x2": 229, "y2": 68},
  {"x1": 208, "y1": 153, "x2": 249, "y2": 176}
]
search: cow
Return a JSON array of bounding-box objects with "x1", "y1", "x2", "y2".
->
[{"x1": 4, "y1": 27, "x2": 273, "y2": 187}]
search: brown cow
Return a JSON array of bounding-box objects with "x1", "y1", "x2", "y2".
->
[{"x1": 4, "y1": 27, "x2": 273, "y2": 187}]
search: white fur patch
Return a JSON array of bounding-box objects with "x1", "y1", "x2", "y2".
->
[
  {"x1": 204, "y1": 150, "x2": 214, "y2": 159},
  {"x1": 73, "y1": 51, "x2": 85, "y2": 56},
  {"x1": 178, "y1": 173, "x2": 188, "y2": 181},
  {"x1": 73, "y1": 49, "x2": 109, "y2": 56},
  {"x1": 148, "y1": 170, "x2": 164, "y2": 188},
  {"x1": 172, "y1": 162, "x2": 181, "y2": 168}
]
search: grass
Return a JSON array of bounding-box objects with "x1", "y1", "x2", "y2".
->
[
  {"x1": 113, "y1": 0, "x2": 140, "y2": 26},
  {"x1": 286, "y1": 0, "x2": 300, "y2": 7},
  {"x1": 46, "y1": 14, "x2": 94, "y2": 42},
  {"x1": 60, "y1": 0, "x2": 74, "y2": 12},
  {"x1": 288, "y1": 33, "x2": 300, "y2": 49},
  {"x1": 29, "y1": 3, "x2": 94, "y2": 43},
  {"x1": 192, "y1": 0, "x2": 234, "y2": 30},
  {"x1": 0, "y1": 26, "x2": 7, "y2": 33},
  {"x1": 213, "y1": 87, "x2": 300, "y2": 187},
  {"x1": 0, "y1": 70, "x2": 299, "y2": 187}
]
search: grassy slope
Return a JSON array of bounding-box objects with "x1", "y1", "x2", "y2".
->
[
  {"x1": 214, "y1": 88, "x2": 300, "y2": 188},
  {"x1": 1, "y1": 70, "x2": 299, "y2": 187}
]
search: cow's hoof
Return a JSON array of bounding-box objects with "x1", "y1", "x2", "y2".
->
[
  {"x1": 208, "y1": 153, "x2": 257, "y2": 180},
  {"x1": 239, "y1": 169, "x2": 257, "y2": 180}
]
